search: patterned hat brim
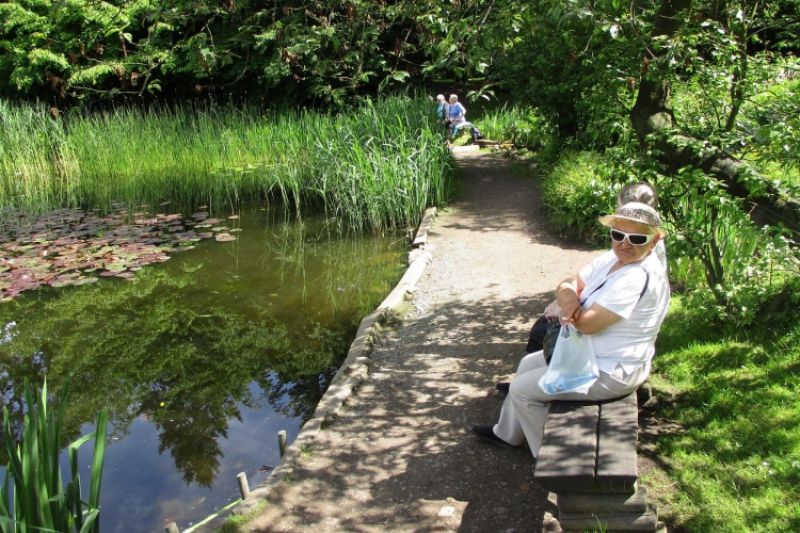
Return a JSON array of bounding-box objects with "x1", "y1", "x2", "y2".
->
[{"x1": 598, "y1": 213, "x2": 668, "y2": 238}]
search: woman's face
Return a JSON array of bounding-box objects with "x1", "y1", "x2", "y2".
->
[{"x1": 611, "y1": 219, "x2": 658, "y2": 265}]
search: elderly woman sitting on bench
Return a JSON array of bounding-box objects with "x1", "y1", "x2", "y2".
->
[
  {"x1": 446, "y1": 94, "x2": 470, "y2": 143},
  {"x1": 468, "y1": 202, "x2": 671, "y2": 457}
]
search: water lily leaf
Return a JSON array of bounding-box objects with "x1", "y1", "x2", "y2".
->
[
  {"x1": 215, "y1": 234, "x2": 237, "y2": 242},
  {"x1": 211, "y1": 227, "x2": 229, "y2": 232},
  {"x1": 49, "y1": 279, "x2": 78, "y2": 288},
  {"x1": 104, "y1": 263, "x2": 127, "y2": 272},
  {"x1": 228, "y1": 215, "x2": 240, "y2": 220}
]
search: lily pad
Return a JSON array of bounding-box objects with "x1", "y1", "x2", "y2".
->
[{"x1": 0, "y1": 205, "x2": 241, "y2": 300}]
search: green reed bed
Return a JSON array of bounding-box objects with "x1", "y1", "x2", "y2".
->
[{"x1": 0, "y1": 97, "x2": 451, "y2": 230}]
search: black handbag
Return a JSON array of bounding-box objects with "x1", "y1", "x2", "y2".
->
[{"x1": 526, "y1": 315, "x2": 560, "y2": 363}]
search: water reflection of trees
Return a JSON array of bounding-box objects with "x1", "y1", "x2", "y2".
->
[
  {"x1": 0, "y1": 218, "x2": 404, "y2": 488},
  {"x1": 0, "y1": 272, "x2": 352, "y2": 486}
]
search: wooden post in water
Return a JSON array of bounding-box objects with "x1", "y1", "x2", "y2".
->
[
  {"x1": 165, "y1": 522, "x2": 180, "y2": 533},
  {"x1": 278, "y1": 430, "x2": 287, "y2": 457},
  {"x1": 237, "y1": 472, "x2": 251, "y2": 499}
]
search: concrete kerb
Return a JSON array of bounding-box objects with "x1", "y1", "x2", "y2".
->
[{"x1": 233, "y1": 207, "x2": 438, "y2": 517}]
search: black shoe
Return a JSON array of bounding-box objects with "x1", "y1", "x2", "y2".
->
[
  {"x1": 495, "y1": 382, "x2": 510, "y2": 395},
  {"x1": 467, "y1": 424, "x2": 519, "y2": 450}
]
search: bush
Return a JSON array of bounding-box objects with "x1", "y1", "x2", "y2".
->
[
  {"x1": 474, "y1": 105, "x2": 554, "y2": 150},
  {"x1": 539, "y1": 150, "x2": 618, "y2": 244}
]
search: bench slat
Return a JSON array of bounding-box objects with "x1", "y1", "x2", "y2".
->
[
  {"x1": 534, "y1": 402, "x2": 599, "y2": 493},
  {"x1": 596, "y1": 393, "x2": 639, "y2": 491}
]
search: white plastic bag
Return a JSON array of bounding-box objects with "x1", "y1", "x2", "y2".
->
[{"x1": 538, "y1": 323, "x2": 599, "y2": 395}]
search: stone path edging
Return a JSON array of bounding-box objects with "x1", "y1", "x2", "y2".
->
[{"x1": 234, "y1": 207, "x2": 438, "y2": 516}]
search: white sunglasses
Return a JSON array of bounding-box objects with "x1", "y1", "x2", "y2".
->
[{"x1": 610, "y1": 229, "x2": 655, "y2": 246}]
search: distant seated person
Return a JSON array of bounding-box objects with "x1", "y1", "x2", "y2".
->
[
  {"x1": 435, "y1": 94, "x2": 450, "y2": 128},
  {"x1": 446, "y1": 94, "x2": 468, "y2": 143}
]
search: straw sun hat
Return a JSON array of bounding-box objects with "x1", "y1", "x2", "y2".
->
[{"x1": 598, "y1": 202, "x2": 668, "y2": 238}]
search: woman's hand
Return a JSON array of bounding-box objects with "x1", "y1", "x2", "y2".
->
[
  {"x1": 543, "y1": 300, "x2": 562, "y2": 321},
  {"x1": 558, "y1": 305, "x2": 583, "y2": 326}
]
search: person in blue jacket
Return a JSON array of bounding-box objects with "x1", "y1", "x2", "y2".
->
[{"x1": 446, "y1": 94, "x2": 466, "y2": 143}]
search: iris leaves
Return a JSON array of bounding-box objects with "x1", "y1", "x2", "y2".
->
[{"x1": 1, "y1": 377, "x2": 108, "y2": 533}]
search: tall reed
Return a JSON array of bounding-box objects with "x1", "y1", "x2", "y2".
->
[
  {"x1": 0, "y1": 97, "x2": 452, "y2": 230},
  {"x1": 1, "y1": 378, "x2": 108, "y2": 533}
]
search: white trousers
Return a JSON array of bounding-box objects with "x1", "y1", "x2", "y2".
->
[{"x1": 493, "y1": 351, "x2": 649, "y2": 457}]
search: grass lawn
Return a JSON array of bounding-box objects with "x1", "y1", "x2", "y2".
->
[{"x1": 649, "y1": 296, "x2": 800, "y2": 533}]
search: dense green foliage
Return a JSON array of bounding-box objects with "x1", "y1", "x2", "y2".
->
[
  {"x1": 0, "y1": 0, "x2": 522, "y2": 106},
  {"x1": 0, "y1": 96, "x2": 451, "y2": 230},
  {"x1": 1, "y1": 379, "x2": 108, "y2": 533},
  {"x1": 483, "y1": 0, "x2": 800, "y2": 323}
]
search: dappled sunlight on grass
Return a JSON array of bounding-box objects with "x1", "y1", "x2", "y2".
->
[{"x1": 651, "y1": 296, "x2": 800, "y2": 533}]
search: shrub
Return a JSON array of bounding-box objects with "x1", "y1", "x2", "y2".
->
[{"x1": 539, "y1": 150, "x2": 618, "y2": 244}]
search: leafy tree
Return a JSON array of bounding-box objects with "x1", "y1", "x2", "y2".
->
[{"x1": 0, "y1": 0, "x2": 525, "y2": 106}]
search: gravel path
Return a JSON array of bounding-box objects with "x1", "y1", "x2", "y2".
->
[{"x1": 246, "y1": 148, "x2": 600, "y2": 533}]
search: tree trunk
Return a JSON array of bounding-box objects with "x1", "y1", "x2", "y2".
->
[{"x1": 629, "y1": 0, "x2": 800, "y2": 233}]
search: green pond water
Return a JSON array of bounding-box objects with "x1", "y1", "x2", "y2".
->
[{"x1": 0, "y1": 207, "x2": 407, "y2": 533}]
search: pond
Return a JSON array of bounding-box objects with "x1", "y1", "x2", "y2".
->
[{"x1": 0, "y1": 206, "x2": 407, "y2": 533}]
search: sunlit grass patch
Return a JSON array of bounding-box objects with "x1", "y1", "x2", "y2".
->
[{"x1": 651, "y1": 295, "x2": 800, "y2": 533}]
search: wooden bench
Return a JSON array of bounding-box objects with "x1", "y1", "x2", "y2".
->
[{"x1": 533, "y1": 392, "x2": 666, "y2": 533}]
